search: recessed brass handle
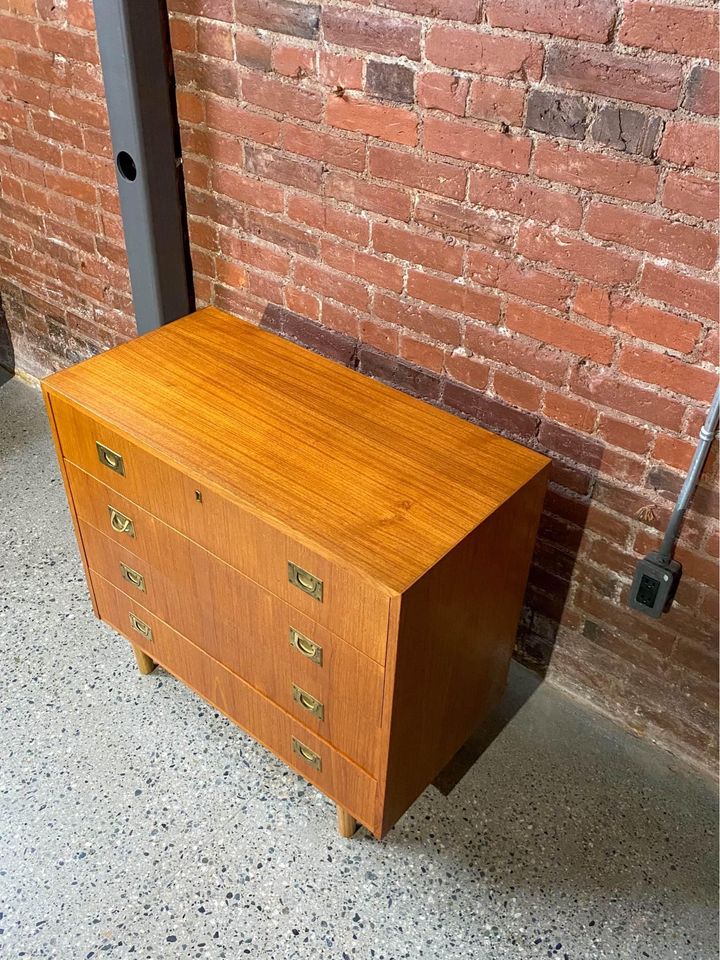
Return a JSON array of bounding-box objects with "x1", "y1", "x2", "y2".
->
[
  {"x1": 291, "y1": 737, "x2": 322, "y2": 771},
  {"x1": 129, "y1": 612, "x2": 152, "y2": 641},
  {"x1": 288, "y1": 562, "x2": 323, "y2": 602},
  {"x1": 120, "y1": 562, "x2": 145, "y2": 592},
  {"x1": 292, "y1": 683, "x2": 325, "y2": 720},
  {"x1": 289, "y1": 627, "x2": 323, "y2": 666},
  {"x1": 96, "y1": 441, "x2": 125, "y2": 476},
  {"x1": 108, "y1": 505, "x2": 135, "y2": 537}
]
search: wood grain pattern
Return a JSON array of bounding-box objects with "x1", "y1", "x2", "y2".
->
[
  {"x1": 77, "y1": 509, "x2": 383, "y2": 773},
  {"x1": 44, "y1": 307, "x2": 549, "y2": 593},
  {"x1": 50, "y1": 396, "x2": 389, "y2": 662},
  {"x1": 43, "y1": 306, "x2": 551, "y2": 839},
  {"x1": 377, "y1": 468, "x2": 549, "y2": 835},
  {"x1": 92, "y1": 573, "x2": 379, "y2": 833}
]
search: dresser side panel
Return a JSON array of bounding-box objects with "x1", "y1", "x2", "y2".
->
[{"x1": 380, "y1": 467, "x2": 549, "y2": 835}]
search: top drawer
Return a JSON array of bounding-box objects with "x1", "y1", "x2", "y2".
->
[{"x1": 47, "y1": 392, "x2": 389, "y2": 664}]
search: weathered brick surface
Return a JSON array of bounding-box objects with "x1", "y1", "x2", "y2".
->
[{"x1": 0, "y1": 0, "x2": 717, "y2": 773}]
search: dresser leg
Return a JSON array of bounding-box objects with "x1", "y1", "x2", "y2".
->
[
  {"x1": 131, "y1": 643, "x2": 156, "y2": 675},
  {"x1": 336, "y1": 805, "x2": 358, "y2": 838}
]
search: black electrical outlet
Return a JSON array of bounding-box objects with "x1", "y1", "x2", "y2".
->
[{"x1": 628, "y1": 551, "x2": 682, "y2": 618}]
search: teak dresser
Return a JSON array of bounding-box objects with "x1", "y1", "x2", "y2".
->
[{"x1": 42, "y1": 307, "x2": 549, "y2": 839}]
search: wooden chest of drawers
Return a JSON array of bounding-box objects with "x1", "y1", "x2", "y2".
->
[{"x1": 42, "y1": 307, "x2": 549, "y2": 839}]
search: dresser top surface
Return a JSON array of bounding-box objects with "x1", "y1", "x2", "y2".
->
[{"x1": 45, "y1": 307, "x2": 549, "y2": 592}]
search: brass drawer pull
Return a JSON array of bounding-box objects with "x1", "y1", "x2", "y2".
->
[
  {"x1": 289, "y1": 627, "x2": 323, "y2": 666},
  {"x1": 292, "y1": 683, "x2": 325, "y2": 720},
  {"x1": 292, "y1": 737, "x2": 322, "y2": 771},
  {"x1": 129, "y1": 612, "x2": 152, "y2": 641},
  {"x1": 108, "y1": 505, "x2": 135, "y2": 537},
  {"x1": 96, "y1": 441, "x2": 125, "y2": 476},
  {"x1": 120, "y1": 562, "x2": 146, "y2": 592},
  {"x1": 288, "y1": 562, "x2": 323, "y2": 602}
]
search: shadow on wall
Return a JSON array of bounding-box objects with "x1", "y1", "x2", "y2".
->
[
  {"x1": 259, "y1": 303, "x2": 602, "y2": 791},
  {"x1": 0, "y1": 294, "x2": 16, "y2": 385}
]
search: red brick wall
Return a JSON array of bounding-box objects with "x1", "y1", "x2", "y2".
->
[{"x1": 1, "y1": 0, "x2": 718, "y2": 769}]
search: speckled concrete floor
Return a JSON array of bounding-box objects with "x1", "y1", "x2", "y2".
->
[{"x1": 0, "y1": 374, "x2": 717, "y2": 960}]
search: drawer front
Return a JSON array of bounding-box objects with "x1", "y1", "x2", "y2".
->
[
  {"x1": 50, "y1": 392, "x2": 389, "y2": 664},
  {"x1": 76, "y1": 500, "x2": 383, "y2": 773},
  {"x1": 91, "y1": 573, "x2": 378, "y2": 833}
]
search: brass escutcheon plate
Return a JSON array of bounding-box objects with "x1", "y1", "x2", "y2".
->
[
  {"x1": 288, "y1": 562, "x2": 323, "y2": 602},
  {"x1": 96, "y1": 441, "x2": 125, "y2": 476}
]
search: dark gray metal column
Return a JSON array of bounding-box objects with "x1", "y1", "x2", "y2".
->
[{"x1": 93, "y1": 0, "x2": 193, "y2": 333}]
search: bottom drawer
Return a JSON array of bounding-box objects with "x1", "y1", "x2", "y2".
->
[{"x1": 91, "y1": 572, "x2": 378, "y2": 834}]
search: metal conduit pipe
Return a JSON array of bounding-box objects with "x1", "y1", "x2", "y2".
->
[{"x1": 629, "y1": 382, "x2": 720, "y2": 618}]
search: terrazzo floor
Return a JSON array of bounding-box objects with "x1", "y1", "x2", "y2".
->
[{"x1": 0, "y1": 373, "x2": 718, "y2": 960}]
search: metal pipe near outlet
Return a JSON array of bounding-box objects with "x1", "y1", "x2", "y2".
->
[
  {"x1": 629, "y1": 382, "x2": 720, "y2": 618},
  {"x1": 93, "y1": 0, "x2": 193, "y2": 333}
]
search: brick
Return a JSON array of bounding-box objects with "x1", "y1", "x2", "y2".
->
[
  {"x1": 366, "y1": 61, "x2": 414, "y2": 104},
  {"x1": 234, "y1": 31, "x2": 272, "y2": 71},
  {"x1": 469, "y1": 169, "x2": 582, "y2": 227},
  {"x1": 242, "y1": 75, "x2": 322, "y2": 122},
  {"x1": 443, "y1": 352, "x2": 491, "y2": 390},
  {"x1": 414, "y1": 196, "x2": 514, "y2": 248},
  {"x1": 590, "y1": 105, "x2": 662, "y2": 158},
  {"x1": 586, "y1": 202, "x2": 718, "y2": 270},
  {"x1": 424, "y1": 116, "x2": 531, "y2": 173},
  {"x1": 263, "y1": 304, "x2": 358, "y2": 363},
  {"x1": 545, "y1": 47, "x2": 682, "y2": 110},
  {"x1": 407, "y1": 271, "x2": 501, "y2": 322},
  {"x1": 573, "y1": 284, "x2": 611, "y2": 326},
  {"x1": 373, "y1": 0, "x2": 479, "y2": 19},
  {"x1": 323, "y1": 9, "x2": 422, "y2": 60},
  {"x1": 618, "y1": 346, "x2": 718, "y2": 403},
  {"x1": 362, "y1": 318, "x2": 399, "y2": 354},
  {"x1": 525, "y1": 89, "x2": 588, "y2": 140},
  {"x1": 51, "y1": 90, "x2": 107, "y2": 129},
  {"x1": 570, "y1": 366, "x2": 685, "y2": 430},
  {"x1": 322, "y1": 239, "x2": 403, "y2": 293},
  {"x1": 245, "y1": 209, "x2": 318, "y2": 258},
  {"x1": 369, "y1": 145, "x2": 466, "y2": 200},
  {"x1": 543, "y1": 391, "x2": 596, "y2": 432},
  {"x1": 683, "y1": 67, "x2": 719, "y2": 118},
  {"x1": 487, "y1": 0, "x2": 616, "y2": 40},
  {"x1": 295, "y1": 261, "x2": 369, "y2": 311},
  {"x1": 44, "y1": 169, "x2": 97, "y2": 205},
  {"x1": 244, "y1": 144, "x2": 322, "y2": 192},
  {"x1": 325, "y1": 171, "x2": 412, "y2": 221},
  {"x1": 374, "y1": 291, "x2": 462, "y2": 346},
  {"x1": 373, "y1": 222, "x2": 464, "y2": 275},
  {"x1": 426, "y1": 25, "x2": 543, "y2": 81},
  {"x1": 206, "y1": 100, "x2": 281, "y2": 147},
  {"x1": 466, "y1": 78, "x2": 526, "y2": 126},
  {"x1": 640, "y1": 263, "x2": 718, "y2": 323},
  {"x1": 494, "y1": 370, "x2": 542, "y2": 411},
  {"x1": 659, "y1": 122, "x2": 718, "y2": 173},
  {"x1": 272, "y1": 44, "x2": 315, "y2": 79},
  {"x1": 37, "y1": 25, "x2": 98, "y2": 63},
  {"x1": 598, "y1": 414, "x2": 651, "y2": 455},
  {"x1": 318, "y1": 53, "x2": 363, "y2": 91},
  {"x1": 234, "y1": 0, "x2": 320, "y2": 39},
  {"x1": 517, "y1": 224, "x2": 639, "y2": 285},
  {"x1": 326, "y1": 95, "x2": 417, "y2": 146},
  {"x1": 653, "y1": 435, "x2": 695, "y2": 473},
  {"x1": 171, "y1": 0, "x2": 233, "y2": 20},
  {"x1": 444, "y1": 379, "x2": 540, "y2": 438},
  {"x1": 417, "y1": 73, "x2": 469, "y2": 117},
  {"x1": 359, "y1": 346, "x2": 443, "y2": 402},
  {"x1": 281, "y1": 124, "x2": 365, "y2": 171},
  {"x1": 400, "y1": 336, "x2": 447, "y2": 374},
  {"x1": 287, "y1": 194, "x2": 369, "y2": 246},
  {"x1": 506, "y1": 301, "x2": 615, "y2": 363},
  {"x1": 469, "y1": 249, "x2": 573, "y2": 311},
  {"x1": 211, "y1": 167, "x2": 284, "y2": 213},
  {"x1": 197, "y1": 20, "x2": 231, "y2": 59},
  {"x1": 465, "y1": 321, "x2": 568, "y2": 386},
  {"x1": 68, "y1": 0, "x2": 95, "y2": 30},
  {"x1": 535, "y1": 141, "x2": 659, "y2": 202},
  {"x1": 610, "y1": 300, "x2": 702, "y2": 353},
  {"x1": 620, "y1": 2, "x2": 719, "y2": 59},
  {"x1": 175, "y1": 55, "x2": 240, "y2": 99}
]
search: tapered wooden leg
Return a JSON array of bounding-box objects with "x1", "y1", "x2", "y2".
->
[
  {"x1": 336, "y1": 805, "x2": 358, "y2": 838},
  {"x1": 131, "y1": 643, "x2": 156, "y2": 675}
]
